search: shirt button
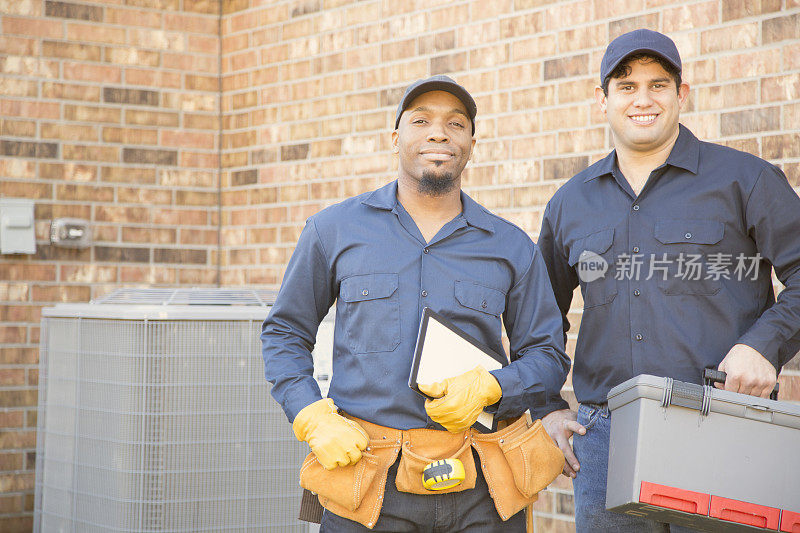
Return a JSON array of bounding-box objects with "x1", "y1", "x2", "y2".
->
[
  {"x1": 633, "y1": 289, "x2": 641, "y2": 296},
  {"x1": 361, "y1": 289, "x2": 368, "y2": 296},
  {"x1": 685, "y1": 232, "x2": 692, "y2": 239},
  {"x1": 635, "y1": 334, "x2": 643, "y2": 341},
  {"x1": 632, "y1": 246, "x2": 640, "y2": 253},
  {"x1": 421, "y1": 290, "x2": 428, "y2": 297},
  {"x1": 632, "y1": 205, "x2": 640, "y2": 211},
  {"x1": 481, "y1": 300, "x2": 487, "y2": 309},
  {"x1": 423, "y1": 247, "x2": 430, "y2": 254}
]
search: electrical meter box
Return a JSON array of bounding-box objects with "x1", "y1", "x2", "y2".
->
[{"x1": 0, "y1": 198, "x2": 35, "y2": 254}]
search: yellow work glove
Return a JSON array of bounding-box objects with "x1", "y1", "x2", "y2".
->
[
  {"x1": 292, "y1": 398, "x2": 369, "y2": 470},
  {"x1": 418, "y1": 366, "x2": 502, "y2": 433}
]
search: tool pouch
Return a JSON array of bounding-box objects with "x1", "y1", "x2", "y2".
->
[
  {"x1": 394, "y1": 431, "x2": 477, "y2": 495},
  {"x1": 472, "y1": 415, "x2": 564, "y2": 521},
  {"x1": 296, "y1": 414, "x2": 563, "y2": 527},
  {"x1": 299, "y1": 451, "x2": 380, "y2": 512},
  {"x1": 499, "y1": 419, "x2": 564, "y2": 498},
  {"x1": 299, "y1": 417, "x2": 402, "y2": 529}
]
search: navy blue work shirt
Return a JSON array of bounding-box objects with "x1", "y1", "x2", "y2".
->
[
  {"x1": 262, "y1": 180, "x2": 570, "y2": 429},
  {"x1": 538, "y1": 125, "x2": 800, "y2": 407}
]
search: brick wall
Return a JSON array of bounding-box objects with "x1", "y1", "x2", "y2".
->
[
  {"x1": 1, "y1": 0, "x2": 799, "y2": 530},
  {"x1": 0, "y1": 1, "x2": 221, "y2": 529}
]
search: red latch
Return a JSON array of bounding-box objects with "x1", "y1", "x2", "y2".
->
[
  {"x1": 709, "y1": 496, "x2": 780, "y2": 530},
  {"x1": 639, "y1": 481, "x2": 710, "y2": 515},
  {"x1": 780, "y1": 510, "x2": 800, "y2": 533}
]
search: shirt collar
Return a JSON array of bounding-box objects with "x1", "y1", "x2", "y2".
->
[
  {"x1": 460, "y1": 189, "x2": 494, "y2": 233},
  {"x1": 584, "y1": 123, "x2": 700, "y2": 182},
  {"x1": 362, "y1": 180, "x2": 495, "y2": 233},
  {"x1": 361, "y1": 180, "x2": 397, "y2": 210},
  {"x1": 664, "y1": 124, "x2": 700, "y2": 174},
  {"x1": 583, "y1": 150, "x2": 617, "y2": 182}
]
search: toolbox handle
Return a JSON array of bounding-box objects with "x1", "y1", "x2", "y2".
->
[{"x1": 703, "y1": 368, "x2": 779, "y2": 401}]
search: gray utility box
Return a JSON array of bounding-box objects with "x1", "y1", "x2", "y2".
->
[{"x1": 606, "y1": 374, "x2": 800, "y2": 532}]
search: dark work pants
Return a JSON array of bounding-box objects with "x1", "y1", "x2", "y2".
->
[{"x1": 320, "y1": 449, "x2": 526, "y2": 532}]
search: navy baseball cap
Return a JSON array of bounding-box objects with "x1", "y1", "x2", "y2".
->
[
  {"x1": 394, "y1": 75, "x2": 477, "y2": 134},
  {"x1": 600, "y1": 29, "x2": 682, "y2": 84}
]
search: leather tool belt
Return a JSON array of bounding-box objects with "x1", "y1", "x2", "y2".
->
[{"x1": 299, "y1": 413, "x2": 564, "y2": 529}]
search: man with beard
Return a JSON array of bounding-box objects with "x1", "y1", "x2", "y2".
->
[
  {"x1": 537, "y1": 29, "x2": 800, "y2": 532},
  {"x1": 262, "y1": 76, "x2": 570, "y2": 531}
]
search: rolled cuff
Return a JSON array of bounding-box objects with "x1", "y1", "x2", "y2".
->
[
  {"x1": 737, "y1": 324, "x2": 782, "y2": 371},
  {"x1": 530, "y1": 395, "x2": 570, "y2": 421},
  {"x1": 489, "y1": 366, "x2": 545, "y2": 420},
  {"x1": 283, "y1": 383, "x2": 324, "y2": 424}
]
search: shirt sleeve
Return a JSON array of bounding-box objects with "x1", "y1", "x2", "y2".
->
[
  {"x1": 736, "y1": 165, "x2": 800, "y2": 369},
  {"x1": 489, "y1": 243, "x2": 571, "y2": 421},
  {"x1": 517, "y1": 202, "x2": 580, "y2": 418},
  {"x1": 261, "y1": 218, "x2": 336, "y2": 423},
  {"x1": 537, "y1": 201, "x2": 580, "y2": 343}
]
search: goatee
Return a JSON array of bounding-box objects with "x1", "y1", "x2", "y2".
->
[{"x1": 418, "y1": 169, "x2": 457, "y2": 196}]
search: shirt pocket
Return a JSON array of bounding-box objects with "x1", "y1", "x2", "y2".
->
[
  {"x1": 339, "y1": 273, "x2": 401, "y2": 353},
  {"x1": 454, "y1": 280, "x2": 505, "y2": 317},
  {"x1": 653, "y1": 219, "x2": 724, "y2": 296},
  {"x1": 568, "y1": 228, "x2": 617, "y2": 309}
]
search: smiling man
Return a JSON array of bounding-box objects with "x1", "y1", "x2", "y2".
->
[
  {"x1": 262, "y1": 76, "x2": 569, "y2": 531},
  {"x1": 537, "y1": 29, "x2": 800, "y2": 532}
]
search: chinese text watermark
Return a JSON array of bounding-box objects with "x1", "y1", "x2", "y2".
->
[{"x1": 577, "y1": 252, "x2": 761, "y2": 283}]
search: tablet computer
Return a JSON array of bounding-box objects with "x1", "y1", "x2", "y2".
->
[{"x1": 408, "y1": 307, "x2": 508, "y2": 432}]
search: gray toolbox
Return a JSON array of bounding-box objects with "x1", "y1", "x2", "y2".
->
[{"x1": 606, "y1": 372, "x2": 800, "y2": 532}]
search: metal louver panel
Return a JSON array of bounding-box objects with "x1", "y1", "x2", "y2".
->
[
  {"x1": 35, "y1": 289, "x2": 327, "y2": 532},
  {"x1": 93, "y1": 288, "x2": 279, "y2": 307}
]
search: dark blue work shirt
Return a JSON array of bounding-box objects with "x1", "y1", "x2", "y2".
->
[
  {"x1": 262, "y1": 180, "x2": 570, "y2": 429},
  {"x1": 538, "y1": 125, "x2": 800, "y2": 406}
]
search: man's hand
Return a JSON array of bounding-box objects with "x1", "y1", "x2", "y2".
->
[
  {"x1": 418, "y1": 366, "x2": 502, "y2": 433},
  {"x1": 541, "y1": 409, "x2": 585, "y2": 478},
  {"x1": 292, "y1": 398, "x2": 369, "y2": 470},
  {"x1": 717, "y1": 344, "x2": 777, "y2": 398}
]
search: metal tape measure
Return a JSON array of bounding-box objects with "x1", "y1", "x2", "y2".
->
[{"x1": 422, "y1": 458, "x2": 465, "y2": 491}]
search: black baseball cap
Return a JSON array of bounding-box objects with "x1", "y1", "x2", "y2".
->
[
  {"x1": 394, "y1": 75, "x2": 477, "y2": 134},
  {"x1": 600, "y1": 29, "x2": 682, "y2": 84}
]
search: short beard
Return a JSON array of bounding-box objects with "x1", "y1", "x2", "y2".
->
[{"x1": 418, "y1": 169, "x2": 457, "y2": 197}]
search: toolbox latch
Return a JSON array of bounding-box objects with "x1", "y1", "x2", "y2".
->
[
  {"x1": 661, "y1": 377, "x2": 706, "y2": 413},
  {"x1": 709, "y1": 496, "x2": 780, "y2": 530},
  {"x1": 640, "y1": 481, "x2": 710, "y2": 515}
]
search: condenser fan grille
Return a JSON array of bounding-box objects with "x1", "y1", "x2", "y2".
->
[{"x1": 35, "y1": 288, "x2": 330, "y2": 532}]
